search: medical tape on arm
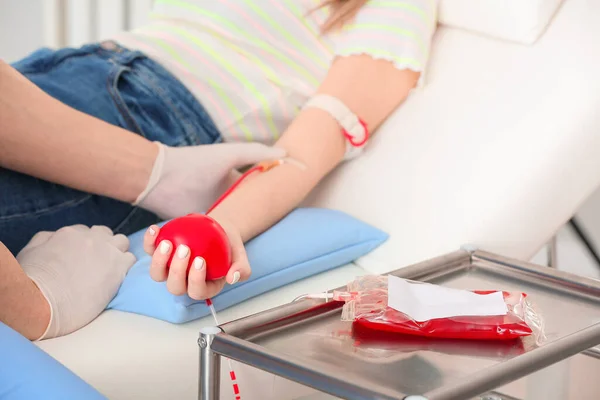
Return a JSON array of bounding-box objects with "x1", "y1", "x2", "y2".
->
[{"x1": 302, "y1": 94, "x2": 369, "y2": 160}]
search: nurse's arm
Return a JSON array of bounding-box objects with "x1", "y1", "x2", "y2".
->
[
  {"x1": 0, "y1": 60, "x2": 156, "y2": 203},
  {"x1": 0, "y1": 241, "x2": 50, "y2": 340},
  {"x1": 208, "y1": 55, "x2": 420, "y2": 242}
]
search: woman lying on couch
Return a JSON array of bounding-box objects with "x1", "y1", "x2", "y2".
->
[
  {"x1": 139, "y1": 0, "x2": 438, "y2": 300},
  {"x1": 1, "y1": 0, "x2": 438, "y2": 339}
]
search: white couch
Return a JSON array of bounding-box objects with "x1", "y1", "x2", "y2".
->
[{"x1": 36, "y1": 0, "x2": 600, "y2": 399}]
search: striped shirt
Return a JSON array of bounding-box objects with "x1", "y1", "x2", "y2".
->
[{"x1": 113, "y1": 0, "x2": 438, "y2": 144}]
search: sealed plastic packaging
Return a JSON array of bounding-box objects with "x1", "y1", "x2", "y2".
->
[{"x1": 333, "y1": 275, "x2": 545, "y2": 344}]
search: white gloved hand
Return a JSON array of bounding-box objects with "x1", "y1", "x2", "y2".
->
[
  {"x1": 133, "y1": 141, "x2": 287, "y2": 219},
  {"x1": 17, "y1": 225, "x2": 136, "y2": 340}
]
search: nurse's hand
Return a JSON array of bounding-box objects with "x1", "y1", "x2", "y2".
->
[
  {"x1": 142, "y1": 217, "x2": 251, "y2": 300},
  {"x1": 18, "y1": 225, "x2": 136, "y2": 340},
  {"x1": 134, "y1": 142, "x2": 286, "y2": 220}
]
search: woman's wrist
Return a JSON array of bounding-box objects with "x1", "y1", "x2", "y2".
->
[
  {"x1": 0, "y1": 242, "x2": 51, "y2": 341},
  {"x1": 25, "y1": 278, "x2": 52, "y2": 340},
  {"x1": 117, "y1": 140, "x2": 159, "y2": 204},
  {"x1": 207, "y1": 209, "x2": 244, "y2": 240}
]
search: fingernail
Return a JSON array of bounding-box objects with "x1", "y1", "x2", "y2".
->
[
  {"x1": 159, "y1": 241, "x2": 170, "y2": 254},
  {"x1": 193, "y1": 257, "x2": 205, "y2": 270},
  {"x1": 230, "y1": 271, "x2": 240, "y2": 285},
  {"x1": 148, "y1": 227, "x2": 156, "y2": 236},
  {"x1": 177, "y1": 245, "x2": 189, "y2": 259}
]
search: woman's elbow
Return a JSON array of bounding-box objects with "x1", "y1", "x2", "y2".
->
[{"x1": 319, "y1": 54, "x2": 421, "y2": 131}]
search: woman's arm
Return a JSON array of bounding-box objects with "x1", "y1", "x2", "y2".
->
[
  {"x1": 208, "y1": 55, "x2": 421, "y2": 242},
  {"x1": 204, "y1": 0, "x2": 438, "y2": 241},
  {"x1": 144, "y1": 55, "x2": 421, "y2": 299},
  {"x1": 0, "y1": 60, "x2": 287, "y2": 218},
  {"x1": 0, "y1": 242, "x2": 50, "y2": 340},
  {"x1": 145, "y1": 0, "x2": 437, "y2": 298},
  {"x1": 0, "y1": 60, "x2": 156, "y2": 203}
]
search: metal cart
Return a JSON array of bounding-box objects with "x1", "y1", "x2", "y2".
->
[{"x1": 197, "y1": 249, "x2": 600, "y2": 400}]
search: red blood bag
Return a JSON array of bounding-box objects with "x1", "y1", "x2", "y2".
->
[{"x1": 335, "y1": 276, "x2": 545, "y2": 342}]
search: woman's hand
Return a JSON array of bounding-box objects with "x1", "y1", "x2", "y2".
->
[{"x1": 143, "y1": 216, "x2": 251, "y2": 300}]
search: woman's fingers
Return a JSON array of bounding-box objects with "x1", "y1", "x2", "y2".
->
[
  {"x1": 143, "y1": 225, "x2": 160, "y2": 255},
  {"x1": 187, "y1": 257, "x2": 209, "y2": 300},
  {"x1": 225, "y1": 230, "x2": 251, "y2": 285},
  {"x1": 187, "y1": 258, "x2": 227, "y2": 300},
  {"x1": 149, "y1": 240, "x2": 171, "y2": 282},
  {"x1": 204, "y1": 278, "x2": 227, "y2": 299},
  {"x1": 149, "y1": 217, "x2": 250, "y2": 300},
  {"x1": 166, "y1": 244, "x2": 191, "y2": 296},
  {"x1": 150, "y1": 240, "x2": 231, "y2": 300}
]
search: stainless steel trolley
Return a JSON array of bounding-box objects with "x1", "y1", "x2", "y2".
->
[{"x1": 198, "y1": 249, "x2": 600, "y2": 400}]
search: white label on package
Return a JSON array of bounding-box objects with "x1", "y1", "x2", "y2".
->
[{"x1": 387, "y1": 276, "x2": 508, "y2": 322}]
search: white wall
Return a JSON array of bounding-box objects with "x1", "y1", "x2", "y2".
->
[
  {"x1": 573, "y1": 187, "x2": 600, "y2": 254},
  {"x1": 0, "y1": 0, "x2": 153, "y2": 62},
  {"x1": 0, "y1": 0, "x2": 45, "y2": 62}
]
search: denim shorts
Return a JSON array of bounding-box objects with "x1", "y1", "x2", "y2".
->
[{"x1": 2, "y1": 41, "x2": 221, "y2": 255}]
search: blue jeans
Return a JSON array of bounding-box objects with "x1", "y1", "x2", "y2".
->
[{"x1": 2, "y1": 41, "x2": 221, "y2": 255}]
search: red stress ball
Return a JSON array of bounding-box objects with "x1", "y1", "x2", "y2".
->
[{"x1": 155, "y1": 214, "x2": 232, "y2": 281}]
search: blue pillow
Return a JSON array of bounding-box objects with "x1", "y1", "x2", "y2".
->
[
  {"x1": 107, "y1": 207, "x2": 388, "y2": 323},
  {"x1": 0, "y1": 322, "x2": 106, "y2": 400}
]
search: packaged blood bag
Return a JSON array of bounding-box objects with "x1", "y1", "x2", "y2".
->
[{"x1": 334, "y1": 275, "x2": 545, "y2": 343}]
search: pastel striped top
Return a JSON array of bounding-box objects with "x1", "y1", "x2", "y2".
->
[{"x1": 113, "y1": 0, "x2": 438, "y2": 145}]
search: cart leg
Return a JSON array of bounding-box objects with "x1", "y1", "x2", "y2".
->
[
  {"x1": 547, "y1": 235, "x2": 558, "y2": 268},
  {"x1": 199, "y1": 327, "x2": 222, "y2": 400}
]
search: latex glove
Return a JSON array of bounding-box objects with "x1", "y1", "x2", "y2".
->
[
  {"x1": 133, "y1": 142, "x2": 286, "y2": 219},
  {"x1": 17, "y1": 225, "x2": 136, "y2": 340}
]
